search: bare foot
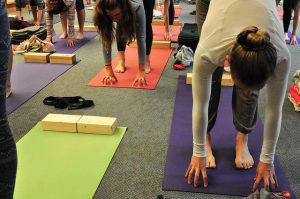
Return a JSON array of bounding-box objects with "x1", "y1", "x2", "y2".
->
[
  {"x1": 235, "y1": 132, "x2": 254, "y2": 169},
  {"x1": 77, "y1": 32, "x2": 84, "y2": 40},
  {"x1": 206, "y1": 134, "x2": 216, "y2": 168},
  {"x1": 114, "y1": 59, "x2": 125, "y2": 73},
  {"x1": 59, "y1": 33, "x2": 68, "y2": 39},
  {"x1": 6, "y1": 86, "x2": 12, "y2": 98},
  {"x1": 145, "y1": 63, "x2": 151, "y2": 74}
]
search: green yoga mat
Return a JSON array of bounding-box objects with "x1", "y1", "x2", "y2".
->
[{"x1": 14, "y1": 123, "x2": 127, "y2": 199}]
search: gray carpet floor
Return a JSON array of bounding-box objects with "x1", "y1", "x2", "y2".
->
[{"x1": 8, "y1": 1, "x2": 300, "y2": 199}]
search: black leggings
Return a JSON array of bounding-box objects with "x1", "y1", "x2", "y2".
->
[
  {"x1": 169, "y1": 0, "x2": 175, "y2": 25},
  {"x1": 117, "y1": 0, "x2": 155, "y2": 55},
  {"x1": 283, "y1": 0, "x2": 293, "y2": 32}
]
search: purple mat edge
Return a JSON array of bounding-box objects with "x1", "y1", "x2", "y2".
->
[{"x1": 162, "y1": 75, "x2": 296, "y2": 198}]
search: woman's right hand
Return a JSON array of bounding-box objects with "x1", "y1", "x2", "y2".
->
[
  {"x1": 102, "y1": 66, "x2": 117, "y2": 84},
  {"x1": 185, "y1": 156, "x2": 208, "y2": 188},
  {"x1": 290, "y1": 35, "x2": 298, "y2": 45}
]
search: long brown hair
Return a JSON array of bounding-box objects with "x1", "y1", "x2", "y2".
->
[
  {"x1": 93, "y1": 0, "x2": 136, "y2": 51},
  {"x1": 230, "y1": 26, "x2": 277, "y2": 86}
]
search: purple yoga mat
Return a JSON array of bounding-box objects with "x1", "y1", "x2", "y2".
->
[
  {"x1": 286, "y1": 31, "x2": 300, "y2": 45},
  {"x1": 6, "y1": 62, "x2": 77, "y2": 114},
  {"x1": 52, "y1": 31, "x2": 98, "y2": 54},
  {"x1": 162, "y1": 76, "x2": 296, "y2": 198}
]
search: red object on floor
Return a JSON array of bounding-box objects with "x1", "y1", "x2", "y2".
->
[
  {"x1": 152, "y1": 25, "x2": 181, "y2": 42},
  {"x1": 87, "y1": 47, "x2": 172, "y2": 90},
  {"x1": 173, "y1": 64, "x2": 185, "y2": 70},
  {"x1": 289, "y1": 84, "x2": 300, "y2": 103}
]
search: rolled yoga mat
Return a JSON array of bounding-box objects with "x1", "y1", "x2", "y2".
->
[
  {"x1": 6, "y1": 62, "x2": 77, "y2": 114},
  {"x1": 52, "y1": 31, "x2": 98, "y2": 54},
  {"x1": 162, "y1": 75, "x2": 296, "y2": 198},
  {"x1": 14, "y1": 123, "x2": 127, "y2": 199},
  {"x1": 88, "y1": 47, "x2": 172, "y2": 90}
]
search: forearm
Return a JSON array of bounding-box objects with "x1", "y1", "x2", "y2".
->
[
  {"x1": 292, "y1": 7, "x2": 300, "y2": 36},
  {"x1": 102, "y1": 47, "x2": 112, "y2": 63},
  {"x1": 192, "y1": 46, "x2": 217, "y2": 157},
  {"x1": 135, "y1": 5, "x2": 146, "y2": 65},
  {"x1": 260, "y1": 51, "x2": 291, "y2": 163}
]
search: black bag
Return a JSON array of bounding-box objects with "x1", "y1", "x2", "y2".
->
[
  {"x1": 49, "y1": 0, "x2": 68, "y2": 15},
  {"x1": 177, "y1": 23, "x2": 199, "y2": 52},
  {"x1": 43, "y1": 96, "x2": 94, "y2": 110},
  {"x1": 11, "y1": 26, "x2": 47, "y2": 44}
]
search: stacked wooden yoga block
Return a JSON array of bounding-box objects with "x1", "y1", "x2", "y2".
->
[
  {"x1": 186, "y1": 72, "x2": 234, "y2": 86},
  {"x1": 24, "y1": 52, "x2": 76, "y2": 64},
  {"x1": 41, "y1": 114, "x2": 117, "y2": 135}
]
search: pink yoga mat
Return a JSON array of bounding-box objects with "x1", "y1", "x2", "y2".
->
[
  {"x1": 87, "y1": 47, "x2": 172, "y2": 90},
  {"x1": 153, "y1": 25, "x2": 181, "y2": 42}
]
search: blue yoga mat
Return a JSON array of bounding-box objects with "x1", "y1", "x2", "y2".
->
[
  {"x1": 6, "y1": 62, "x2": 78, "y2": 114},
  {"x1": 162, "y1": 76, "x2": 296, "y2": 198}
]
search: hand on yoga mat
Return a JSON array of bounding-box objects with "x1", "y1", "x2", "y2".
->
[
  {"x1": 253, "y1": 161, "x2": 278, "y2": 192},
  {"x1": 185, "y1": 156, "x2": 208, "y2": 188},
  {"x1": 67, "y1": 37, "x2": 75, "y2": 47},
  {"x1": 132, "y1": 67, "x2": 147, "y2": 87},
  {"x1": 102, "y1": 67, "x2": 118, "y2": 84},
  {"x1": 290, "y1": 35, "x2": 298, "y2": 45}
]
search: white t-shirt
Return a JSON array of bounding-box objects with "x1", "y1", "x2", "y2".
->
[{"x1": 192, "y1": 0, "x2": 291, "y2": 163}]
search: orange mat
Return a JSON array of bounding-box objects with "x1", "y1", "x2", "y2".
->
[
  {"x1": 153, "y1": 25, "x2": 181, "y2": 42},
  {"x1": 88, "y1": 47, "x2": 172, "y2": 90}
]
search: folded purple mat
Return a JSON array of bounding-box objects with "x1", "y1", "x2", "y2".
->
[
  {"x1": 52, "y1": 31, "x2": 98, "y2": 54},
  {"x1": 162, "y1": 76, "x2": 296, "y2": 198},
  {"x1": 6, "y1": 62, "x2": 78, "y2": 114}
]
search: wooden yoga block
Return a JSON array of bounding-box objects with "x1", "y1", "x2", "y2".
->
[
  {"x1": 152, "y1": 19, "x2": 181, "y2": 26},
  {"x1": 186, "y1": 72, "x2": 234, "y2": 86},
  {"x1": 24, "y1": 52, "x2": 50, "y2": 63},
  {"x1": 130, "y1": 40, "x2": 171, "y2": 49},
  {"x1": 41, "y1": 114, "x2": 82, "y2": 133},
  {"x1": 186, "y1": 73, "x2": 192, "y2": 85},
  {"x1": 77, "y1": 116, "x2": 117, "y2": 135},
  {"x1": 50, "y1": 53, "x2": 76, "y2": 64},
  {"x1": 74, "y1": 25, "x2": 97, "y2": 32},
  {"x1": 221, "y1": 72, "x2": 234, "y2": 86}
]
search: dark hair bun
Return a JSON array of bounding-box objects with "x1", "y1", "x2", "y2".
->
[{"x1": 237, "y1": 26, "x2": 270, "y2": 51}]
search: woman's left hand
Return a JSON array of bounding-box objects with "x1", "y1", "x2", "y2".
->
[
  {"x1": 290, "y1": 35, "x2": 298, "y2": 45},
  {"x1": 252, "y1": 161, "x2": 278, "y2": 192},
  {"x1": 132, "y1": 66, "x2": 147, "y2": 87},
  {"x1": 67, "y1": 37, "x2": 75, "y2": 47}
]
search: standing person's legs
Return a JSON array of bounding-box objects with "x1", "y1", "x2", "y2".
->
[
  {"x1": 6, "y1": 47, "x2": 13, "y2": 98},
  {"x1": 196, "y1": 0, "x2": 210, "y2": 36},
  {"x1": 114, "y1": 25, "x2": 127, "y2": 73},
  {"x1": 0, "y1": 2, "x2": 18, "y2": 198},
  {"x1": 59, "y1": 11, "x2": 68, "y2": 39},
  {"x1": 283, "y1": 0, "x2": 292, "y2": 40},
  {"x1": 76, "y1": 0, "x2": 85, "y2": 40},
  {"x1": 205, "y1": 67, "x2": 223, "y2": 168},
  {"x1": 232, "y1": 86, "x2": 258, "y2": 169},
  {"x1": 15, "y1": 0, "x2": 23, "y2": 20},
  {"x1": 169, "y1": 0, "x2": 175, "y2": 25},
  {"x1": 30, "y1": 0, "x2": 44, "y2": 25},
  {"x1": 143, "y1": 0, "x2": 155, "y2": 73}
]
